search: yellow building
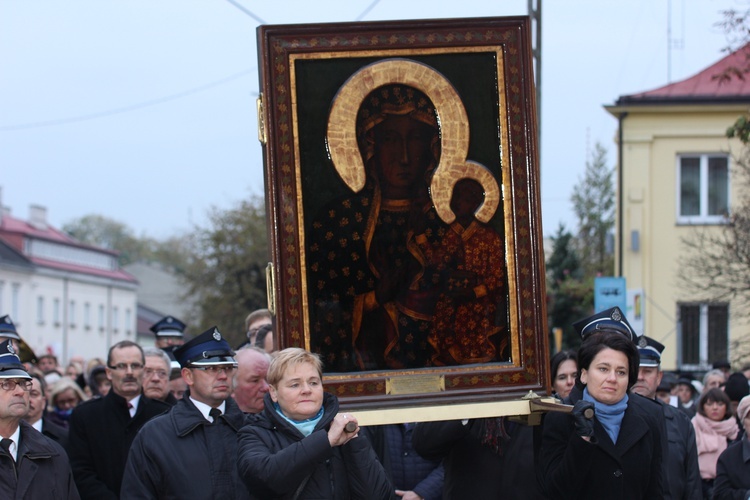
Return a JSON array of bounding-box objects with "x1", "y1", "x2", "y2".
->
[{"x1": 605, "y1": 45, "x2": 750, "y2": 372}]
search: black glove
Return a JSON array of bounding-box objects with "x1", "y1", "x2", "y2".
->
[{"x1": 572, "y1": 400, "x2": 595, "y2": 438}]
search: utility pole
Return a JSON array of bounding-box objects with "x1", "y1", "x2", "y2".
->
[{"x1": 528, "y1": 0, "x2": 542, "y2": 160}]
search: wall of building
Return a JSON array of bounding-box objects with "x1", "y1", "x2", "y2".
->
[
  {"x1": 0, "y1": 268, "x2": 137, "y2": 365},
  {"x1": 617, "y1": 105, "x2": 747, "y2": 370}
]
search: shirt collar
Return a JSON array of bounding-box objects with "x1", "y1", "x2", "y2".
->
[
  {"x1": 189, "y1": 396, "x2": 226, "y2": 423},
  {"x1": 31, "y1": 419, "x2": 43, "y2": 433},
  {"x1": 128, "y1": 394, "x2": 141, "y2": 417},
  {"x1": 4, "y1": 425, "x2": 21, "y2": 461}
]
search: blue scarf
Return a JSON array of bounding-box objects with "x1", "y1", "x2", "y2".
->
[
  {"x1": 273, "y1": 403, "x2": 324, "y2": 437},
  {"x1": 582, "y1": 387, "x2": 628, "y2": 444}
]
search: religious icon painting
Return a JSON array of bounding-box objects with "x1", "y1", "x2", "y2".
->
[{"x1": 257, "y1": 16, "x2": 548, "y2": 422}]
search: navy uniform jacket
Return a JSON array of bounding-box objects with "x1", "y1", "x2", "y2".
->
[
  {"x1": 0, "y1": 420, "x2": 80, "y2": 499},
  {"x1": 121, "y1": 393, "x2": 253, "y2": 499},
  {"x1": 660, "y1": 400, "x2": 702, "y2": 500},
  {"x1": 67, "y1": 390, "x2": 170, "y2": 499}
]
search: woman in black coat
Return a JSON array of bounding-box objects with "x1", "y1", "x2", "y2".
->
[
  {"x1": 538, "y1": 328, "x2": 663, "y2": 499},
  {"x1": 237, "y1": 348, "x2": 391, "y2": 499},
  {"x1": 713, "y1": 394, "x2": 750, "y2": 500}
]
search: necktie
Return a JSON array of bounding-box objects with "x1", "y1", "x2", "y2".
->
[
  {"x1": 1, "y1": 438, "x2": 14, "y2": 462},
  {"x1": 209, "y1": 407, "x2": 222, "y2": 423},
  {"x1": 127, "y1": 402, "x2": 135, "y2": 418}
]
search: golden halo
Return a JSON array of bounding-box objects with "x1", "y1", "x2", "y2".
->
[{"x1": 326, "y1": 58, "x2": 499, "y2": 224}]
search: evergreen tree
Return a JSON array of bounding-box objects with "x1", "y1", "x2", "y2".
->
[
  {"x1": 571, "y1": 142, "x2": 615, "y2": 277},
  {"x1": 546, "y1": 223, "x2": 589, "y2": 350}
]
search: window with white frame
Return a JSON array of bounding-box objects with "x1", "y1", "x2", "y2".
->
[
  {"x1": 84, "y1": 303, "x2": 91, "y2": 330},
  {"x1": 11, "y1": 284, "x2": 19, "y2": 320},
  {"x1": 69, "y1": 300, "x2": 76, "y2": 327},
  {"x1": 53, "y1": 298, "x2": 60, "y2": 326},
  {"x1": 125, "y1": 308, "x2": 132, "y2": 335},
  {"x1": 679, "y1": 303, "x2": 728, "y2": 369},
  {"x1": 677, "y1": 154, "x2": 729, "y2": 223},
  {"x1": 113, "y1": 307, "x2": 119, "y2": 332},
  {"x1": 98, "y1": 304, "x2": 105, "y2": 331},
  {"x1": 37, "y1": 296, "x2": 45, "y2": 324}
]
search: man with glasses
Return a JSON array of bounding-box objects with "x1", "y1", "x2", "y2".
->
[
  {"x1": 68, "y1": 340, "x2": 170, "y2": 499},
  {"x1": 142, "y1": 348, "x2": 177, "y2": 405},
  {"x1": 0, "y1": 339, "x2": 79, "y2": 498},
  {"x1": 122, "y1": 327, "x2": 252, "y2": 499}
]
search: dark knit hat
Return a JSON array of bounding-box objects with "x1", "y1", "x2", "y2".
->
[{"x1": 724, "y1": 372, "x2": 749, "y2": 402}]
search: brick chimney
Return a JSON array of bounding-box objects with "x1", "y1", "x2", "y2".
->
[{"x1": 29, "y1": 204, "x2": 48, "y2": 231}]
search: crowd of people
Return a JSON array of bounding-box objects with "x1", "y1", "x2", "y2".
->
[{"x1": 1, "y1": 306, "x2": 750, "y2": 499}]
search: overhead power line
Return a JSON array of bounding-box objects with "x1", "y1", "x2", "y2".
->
[
  {"x1": 0, "y1": 68, "x2": 256, "y2": 132},
  {"x1": 224, "y1": 0, "x2": 267, "y2": 24}
]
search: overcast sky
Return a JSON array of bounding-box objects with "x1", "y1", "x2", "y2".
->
[{"x1": 0, "y1": 0, "x2": 744, "y2": 240}]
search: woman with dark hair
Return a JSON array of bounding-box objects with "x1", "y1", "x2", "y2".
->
[
  {"x1": 538, "y1": 331, "x2": 663, "y2": 499},
  {"x1": 692, "y1": 387, "x2": 739, "y2": 499},
  {"x1": 550, "y1": 350, "x2": 578, "y2": 400}
]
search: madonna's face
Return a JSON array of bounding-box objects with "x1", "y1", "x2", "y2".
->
[{"x1": 374, "y1": 114, "x2": 433, "y2": 199}]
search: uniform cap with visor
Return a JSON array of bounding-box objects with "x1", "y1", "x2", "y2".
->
[
  {"x1": 0, "y1": 339, "x2": 31, "y2": 380},
  {"x1": 173, "y1": 326, "x2": 237, "y2": 368}
]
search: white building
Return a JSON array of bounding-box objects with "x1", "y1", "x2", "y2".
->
[{"x1": 0, "y1": 202, "x2": 138, "y2": 365}]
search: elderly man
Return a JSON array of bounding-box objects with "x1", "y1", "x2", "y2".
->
[
  {"x1": 23, "y1": 373, "x2": 69, "y2": 448},
  {"x1": 0, "y1": 340, "x2": 79, "y2": 498},
  {"x1": 121, "y1": 326, "x2": 252, "y2": 499},
  {"x1": 232, "y1": 347, "x2": 271, "y2": 414},
  {"x1": 631, "y1": 336, "x2": 701, "y2": 500},
  {"x1": 142, "y1": 348, "x2": 177, "y2": 405},
  {"x1": 68, "y1": 340, "x2": 170, "y2": 499}
]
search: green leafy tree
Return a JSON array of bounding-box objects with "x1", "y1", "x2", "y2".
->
[
  {"x1": 62, "y1": 214, "x2": 156, "y2": 266},
  {"x1": 571, "y1": 142, "x2": 615, "y2": 277},
  {"x1": 179, "y1": 195, "x2": 269, "y2": 347},
  {"x1": 546, "y1": 223, "x2": 589, "y2": 350}
]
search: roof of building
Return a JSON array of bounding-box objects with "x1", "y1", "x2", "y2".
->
[
  {"x1": 616, "y1": 43, "x2": 750, "y2": 106},
  {"x1": 0, "y1": 239, "x2": 31, "y2": 269},
  {"x1": 0, "y1": 211, "x2": 136, "y2": 283}
]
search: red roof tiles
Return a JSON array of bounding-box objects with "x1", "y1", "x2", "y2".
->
[{"x1": 618, "y1": 43, "x2": 750, "y2": 104}]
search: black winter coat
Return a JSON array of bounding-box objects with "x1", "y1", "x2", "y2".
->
[
  {"x1": 121, "y1": 392, "x2": 253, "y2": 500},
  {"x1": 237, "y1": 392, "x2": 391, "y2": 499},
  {"x1": 0, "y1": 420, "x2": 80, "y2": 499},
  {"x1": 538, "y1": 387, "x2": 663, "y2": 500},
  {"x1": 67, "y1": 390, "x2": 171, "y2": 499},
  {"x1": 713, "y1": 438, "x2": 750, "y2": 500},
  {"x1": 412, "y1": 419, "x2": 506, "y2": 500},
  {"x1": 661, "y1": 400, "x2": 702, "y2": 500},
  {"x1": 41, "y1": 414, "x2": 69, "y2": 450}
]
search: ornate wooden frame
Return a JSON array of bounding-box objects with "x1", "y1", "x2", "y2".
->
[{"x1": 257, "y1": 16, "x2": 548, "y2": 420}]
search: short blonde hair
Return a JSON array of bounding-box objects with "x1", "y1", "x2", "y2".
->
[
  {"x1": 49, "y1": 377, "x2": 88, "y2": 407},
  {"x1": 267, "y1": 348, "x2": 323, "y2": 387}
]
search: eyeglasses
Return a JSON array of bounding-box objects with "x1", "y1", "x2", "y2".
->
[
  {"x1": 0, "y1": 379, "x2": 33, "y2": 392},
  {"x1": 190, "y1": 365, "x2": 236, "y2": 375},
  {"x1": 143, "y1": 368, "x2": 169, "y2": 379},
  {"x1": 108, "y1": 363, "x2": 144, "y2": 372}
]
